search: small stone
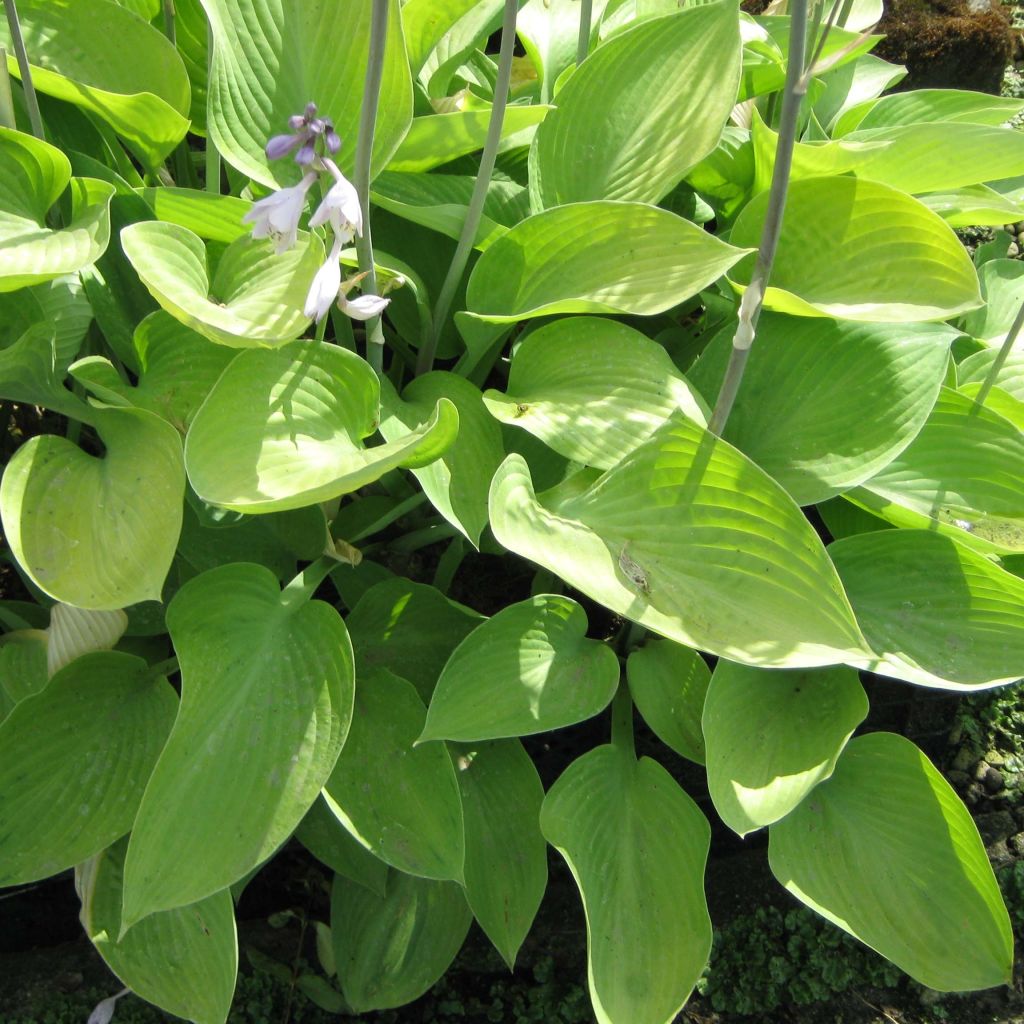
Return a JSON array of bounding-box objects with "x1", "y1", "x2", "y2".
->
[
  {"x1": 1009, "y1": 832, "x2": 1024, "y2": 857},
  {"x1": 984, "y1": 767, "x2": 1006, "y2": 794},
  {"x1": 985, "y1": 749, "x2": 1006, "y2": 767},
  {"x1": 1008, "y1": 242, "x2": 1020, "y2": 257},
  {"x1": 975, "y1": 809, "x2": 1016, "y2": 846},
  {"x1": 974, "y1": 759, "x2": 992, "y2": 782},
  {"x1": 965, "y1": 782, "x2": 986, "y2": 806},
  {"x1": 952, "y1": 746, "x2": 974, "y2": 772},
  {"x1": 946, "y1": 769, "x2": 971, "y2": 790},
  {"x1": 988, "y1": 839, "x2": 1015, "y2": 870}
]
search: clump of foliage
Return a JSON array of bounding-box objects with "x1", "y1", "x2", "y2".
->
[
  {"x1": 1, "y1": 0, "x2": 1024, "y2": 1022},
  {"x1": 955, "y1": 682, "x2": 1024, "y2": 762}
]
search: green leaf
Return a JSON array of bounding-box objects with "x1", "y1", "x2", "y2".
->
[
  {"x1": 768, "y1": 732, "x2": 1013, "y2": 991},
  {"x1": 830, "y1": 529, "x2": 1024, "y2": 689},
  {"x1": 845, "y1": 124, "x2": 1024, "y2": 195},
  {"x1": 44, "y1": 603, "x2": 128, "y2": 676},
  {"x1": 958, "y1": 383, "x2": 1024, "y2": 431},
  {"x1": 957, "y1": 347, "x2": 1024, "y2": 402},
  {"x1": 411, "y1": 0, "x2": 506, "y2": 96},
  {"x1": 626, "y1": 638, "x2": 710, "y2": 765},
  {"x1": 79, "y1": 839, "x2": 237, "y2": 1024},
  {"x1": 386, "y1": 107, "x2": 551, "y2": 173},
  {"x1": 185, "y1": 342, "x2": 458, "y2": 513},
  {"x1": 122, "y1": 563, "x2": 354, "y2": 924},
  {"x1": 77, "y1": 311, "x2": 236, "y2": 431},
  {"x1": 421, "y1": 595, "x2": 619, "y2": 742},
  {"x1": 1, "y1": 0, "x2": 190, "y2": 168},
  {"x1": 331, "y1": 870, "x2": 472, "y2": 1013},
  {"x1": 729, "y1": 176, "x2": 982, "y2": 322},
  {"x1": 850, "y1": 387, "x2": 1024, "y2": 554},
  {"x1": 0, "y1": 652, "x2": 177, "y2": 886},
  {"x1": 529, "y1": 4, "x2": 740, "y2": 208},
  {"x1": 295, "y1": 795, "x2": 388, "y2": 897},
  {"x1": 0, "y1": 323, "x2": 92, "y2": 421},
  {"x1": 466, "y1": 201, "x2": 751, "y2": 323},
  {"x1": 403, "y1": 0, "x2": 495, "y2": 75},
  {"x1": 703, "y1": 662, "x2": 867, "y2": 837},
  {"x1": 917, "y1": 184, "x2": 1024, "y2": 229},
  {"x1": 371, "y1": 171, "x2": 528, "y2": 249},
  {"x1": 0, "y1": 405, "x2": 185, "y2": 610},
  {"x1": 811, "y1": 53, "x2": 906, "y2": 133},
  {"x1": 483, "y1": 316, "x2": 708, "y2": 471},
  {"x1": 687, "y1": 314, "x2": 953, "y2": 505},
  {"x1": 121, "y1": 222, "x2": 320, "y2": 348},
  {"x1": 541, "y1": 745, "x2": 711, "y2": 1024},
  {"x1": 203, "y1": 0, "x2": 412, "y2": 188},
  {"x1": 834, "y1": 88, "x2": 1024, "y2": 137},
  {"x1": 380, "y1": 373, "x2": 504, "y2": 546},
  {"x1": 0, "y1": 129, "x2": 115, "y2": 292},
  {"x1": 0, "y1": 274, "x2": 92, "y2": 369},
  {"x1": 323, "y1": 668, "x2": 464, "y2": 881},
  {"x1": 344, "y1": 578, "x2": 483, "y2": 702},
  {"x1": 489, "y1": 416, "x2": 864, "y2": 668},
  {"x1": 0, "y1": 631, "x2": 48, "y2": 706},
  {"x1": 137, "y1": 187, "x2": 252, "y2": 243},
  {"x1": 451, "y1": 739, "x2": 546, "y2": 968},
  {"x1": 961, "y1": 259, "x2": 1024, "y2": 346},
  {"x1": 518, "y1": 0, "x2": 601, "y2": 98}
]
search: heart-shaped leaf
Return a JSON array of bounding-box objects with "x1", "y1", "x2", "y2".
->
[
  {"x1": 769, "y1": 732, "x2": 1013, "y2": 991},
  {"x1": 703, "y1": 662, "x2": 867, "y2": 836},
  {"x1": 687, "y1": 313, "x2": 953, "y2": 505},
  {"x1": 489, "y1": 416, "x2": 864, "y2": 667},
  {"x1": 541, "y1": 745, "x2": 712, "y2": 1024},
  {"x1": 186, "y1": 342, "x2": 458, "y2": 512},
  {"x1": 380, "y1": 373, "x2": 504, "y2": 546},
  {"x1": 421, "y1": 595, "x2": 620, "y2": 742},
  {"x1": 0, "y1": 128, "x2": 115, "y2": 292},
  {"x1": 331, "y1": 870, "x2": 471, "y2": 1013},
  {"x1": 729, "y1": 176, "x2": 981, "y2": 322},
  {"x1": 831, "y1": 529, "x2": 1024, "y2": 689},
  {"x1": 323, "y1": 668, "x2": 464, "y2": 881},
  {"x1": 1, "y1": 405, "x2": 185, "y2": 609},
  {"x1": 483, "y1": 316, "x2": 708, "y2": 471},
  {"x1": 79, "y1": 838, "x2": 237, "y2": 1024},
  {"x1": 122, "y1": 563, "x2": 354, "y2": 924},
  {"x1": 451, "y1": 739, "x2": 547, "y2": 969},
  {"x1": 203, "y1": 0, "x2": 412, "y2": 188},
  {"x1": 850, "y1": 387, "x2": 1024, "y2": 554},
  {"x1": 295, "y1": 795, "x2": 387, "y2": 897},
  {"x1": 466, "y1": 201, "x2": 751, "y2": 323},
  {"x1": 0, "y1": 652, "x2": 177, "y2": 886},
  {"x1": 1, "y1": 0, "x2": 190, "y2": 167},
  {"x1": 626, "y1": 638, "x2": 710, "y2": 764},
  {"x1": 121, "y1": 222, "x2": 320, "y2": 348},
  {"x1": 530, "y1": 3, "x2": 740, "y2": 207}
]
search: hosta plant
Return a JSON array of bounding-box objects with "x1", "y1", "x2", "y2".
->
[{"x1": 0, "y1": 0, "x2": 1022, "y2": 1021}]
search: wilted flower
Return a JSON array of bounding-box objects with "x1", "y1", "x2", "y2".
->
[{"x1": 242, "y1": 171, "x2": 318, "y2": 254}]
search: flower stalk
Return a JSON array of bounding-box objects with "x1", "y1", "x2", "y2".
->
[
  {"x1": 576, "y1": 0, "x2": 593, "y2": 67},
  {"x1": 205, "y1": 21, "x2": 220, "y2": 193},
  {"x1": 3, "y1": 0, "x2": 43, "y2": 139},
  {"x1": 353, "y1": 0, "x2": 390, "y2": 375},
  {"x1": 416, "y1": 0, "x2": 518, "y2": 377},
  {"x1": 707, "y1": 0, "x2": 810, "y2": 436},
  {"x1": 972, "y1": 298, "x2": 1024, "y2": 412},
  {"x1": 0, "y1": 47, "x2": 15, "y2": 129}
]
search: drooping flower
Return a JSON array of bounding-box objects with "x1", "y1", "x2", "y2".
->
[
  {"x1": 242, "y1": 171, "x2": 318, "y2": 254},
  {"x1": 339, "y1": 292, "x2": 390, "y2": 321},
  {"x1": 310, "y1": 159, "x2": 363, "y2": 241},
  {"x1": 304, "y1": 236, "x2": 343, "y2": 322}
]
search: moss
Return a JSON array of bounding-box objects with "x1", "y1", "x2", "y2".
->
[{"x1": 872, "y1": 0, "x2": 1013, "y2": 94}]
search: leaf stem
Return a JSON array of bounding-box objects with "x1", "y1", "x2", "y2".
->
[
  {"x1": 0, "y1": 47, "x2": 15, "y2": 128},
  {"x1": 205, "y1": 22, "x2": 221, "y2": 193},
  {"x1": 161, "y1": 0, "x2": 176, "y2": 46},
  {"x1": 416, "y1": 0, "x2": 518, "y2": 378},
  {"x1": 707, "y1": 0, "x2": 809, "y2": 436},
  {"x1": 3, "y1": 0, "x2": 43, "y2": 139},
  {"x1": 972, "y1": 298, "x2": 1024, "y2": 411},
  {"x1": 353, "y1": 0, "x2": 389, "y2": 376},
  {"x1": 611, "y1": 682, "x2": 635, "y2": 759},
  {"x1": 576, "y1": 0, "x2": 593, "y2": 67},
  {"x1": 282, "y1": 556, "x2": 337, "y2": 607}
]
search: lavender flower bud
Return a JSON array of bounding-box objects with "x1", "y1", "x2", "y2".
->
[{"x1": 265, "y1": 133, "x2": 301, "y2": 160}]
